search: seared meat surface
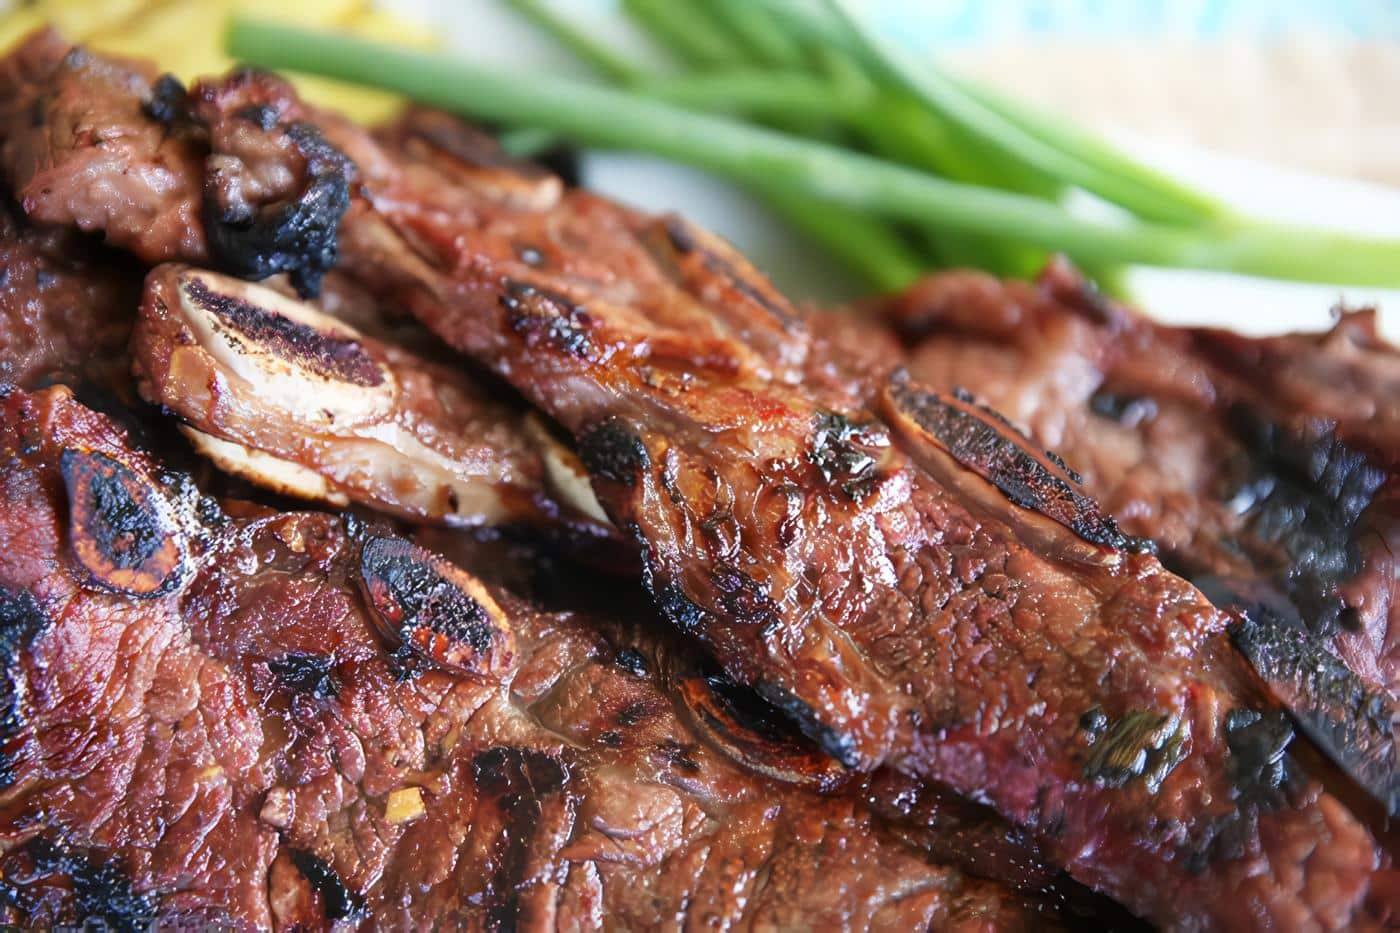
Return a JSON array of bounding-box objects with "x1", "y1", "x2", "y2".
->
[
  {"x1": 341, "y1": 86, "x2": 1389, "y2": 930},
  {"x1": 0, "y1": 30, "x2": 207, "y2": 264},
  {"x1": 877, "y1": 262, "x2": 1399, "y2": 815},
  {"x1": 132, "y1": 262, "x2": 614, "y2": 539},
  {"x1": 0, "y1": 197, "x2": 141, "y2": 393},
  {"x1": 0, "y1": 384, "x2": 1060, "y2": 930},
  {"x1": 0, "y1": 31, "x2": 1393, "y2": 930}
]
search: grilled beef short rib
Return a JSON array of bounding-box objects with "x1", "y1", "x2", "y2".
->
[
  {"x1": 0, "y1": 30, "x2": 1393, "y2": 929},
  {"x1": 0, "y1": 384, "x2": 1060, "y2": 929},
  {"x1": 878, "y1": 261, "x2": 1399, "y2": 816}
]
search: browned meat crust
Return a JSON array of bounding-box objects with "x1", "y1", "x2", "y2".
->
[
  {"x1": 0, "y1": 34, "x2": 1393, "y2": 929},
  {"x1": 0, "y1": 197, "x2": 141, "y2": 393},
  {"x1": 0, "y1": 30, "x2": 207, "y2": 264},
  {"x1": 0, "y1": 30, "x2": 351, "y2": 297},
  {"x1": 0, "y1": 384, "x2": 1059, "y2": 930},
  {"x1": 876, "y1": 261, "x2": 1399, "y2": 816},
  {"x1": 131, "y1": 262, "x2": 616, "y2": 542},
  {"x1": 328, "y1": 103, "x2": 1389, "y2": 930}
]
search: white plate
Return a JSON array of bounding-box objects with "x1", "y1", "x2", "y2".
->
[{"x1": 403, "y1": 0, "x2": 1400, "y2": 341}]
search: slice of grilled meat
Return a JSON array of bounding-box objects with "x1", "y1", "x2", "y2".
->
[
  {"x1": 0, "y1": 383, "x2": 1061, "y2": 930},
  {"x1": 131, "y1": 262, "x2": 612, "y2": 538},
  {"x1": 336, "y1": 104, "x2": 1390, "y2": 931},
  {"x1": 1, "y1": 36, "x2": 1392, "y2": 928},
  {"x1": 0, "y1": 30, "x2": 208, "y2": 265},
  {"x1": 877, "y1": 260, "x2": 1399, "y2": 816}
]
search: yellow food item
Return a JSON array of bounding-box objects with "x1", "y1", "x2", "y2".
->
[
  {"x1": 0, "y1": 0, "x2": 435, "y2": 124},
  {"x1": 384, "y1": 786, "x2": 426, "y2": 824}
]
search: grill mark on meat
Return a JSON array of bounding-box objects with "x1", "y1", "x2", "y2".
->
[
  {"x1": 234, "y1": 104, "x2": 278, "y2": 131},
  {"x1": 59, "y1": 448, "x2": 184, "y2": 598},
  {"x1": 708, "y1": 561, "x2": 781, "y2": 628},
  {"x1": 1230, "y1": 613, "x2": 1398, "y2": 815},
  {"x1": 611, "y1": 647, "x2": 647, "y2": 676},
  {"x1": 288, "y1": 848, "x2": 366, "y2": 922},
  {"x1": 1224, "y1": 709, "x2": 1297, "y2": 807},
  {"x1": 1184, "y1": 709, "x2": 1306, "y2": 873},
  {"x1": 660, "y1": 215, "x2": 796, "y2": 326},
  {"x1": 25, "y1": 838, "x2": 154, "y2": 932},
  {"x1": 578, "y1": 417, "x2": 649, "y2": 486},
  {"x1": 267, "y1": 652, "x2": 341, "y2": 700},
  {"x1": 886, "y1": 377, "x2": 1136, "y2": 552},
  {"x1": 471, "y1": 747, "x2": 571, "y2": 932},
  {"x1": 1217, "y1": 405, "x2": 1386, "y2": 639},
  {"x1": 808, "y1": 411, "x2": 885, "y2": 498},
  {"x1": 182, "y1": 275, "x2": 382, "y2": 387},
  {"x1": 754, "y1": 681, "x2": 860, "y2": 770},
  {"x1": 358, "y1": 535, "x2": 513, "y2": 677},
  {"x1": 678, "y1": 672, "x2": 849, "y2": 791},
  {"x1": 0, "y1": 588, "x2": 47, "y2": 788},
  {"x1": 141, "y1": 73, "x2": 187, "y2": 126},
  {"x1": 499, "y1": 280, "x2": 594, "y2": 359}
]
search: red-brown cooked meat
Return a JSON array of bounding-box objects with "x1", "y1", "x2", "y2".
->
[
  {"x1": 0, "y1": 30, "x2": 206, "y2": 264},
  {"x1": 0, "y1": 384, "x2": 1058, "y2": 930},
  {"x1": 1, "y1": 36, "x2": 1393, "y2": 928},
  {"x1": 323, "y1": 102, "x2": 1390, "y2": 929},
  {"x1": 0, "y1": 197, "x2": 140, "y2": 393},
  {"x1": 875, "y1": 261, "x2": 1399, "y2": 816}
]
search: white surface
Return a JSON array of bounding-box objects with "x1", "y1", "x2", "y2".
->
[{"x1": 406, "y1": 0, "x2": 1400, "y2": 340}]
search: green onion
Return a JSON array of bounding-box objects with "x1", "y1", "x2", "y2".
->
[
  {"x1": 701, "y1": 0, "x2": 807, "y2": 70},
  {"x1": 620, "y1": 0, "x2": 740, "y2": 69},
  {"x1": 520, "y1": 1, "x2": 925, "y2": 291},
  {"x1": 752, "y1": 186, "x2": 921, "y2": 292},
  {"x1": 225, "y1": 19, "x2": 1400, "y2": 287},
  {"x1": 500, "y1": 0, "x2": 643, "y2": 84},
  {"x1": 495, "y1": 126, "x2": 560, "y2": 158},
  {"x1": 821, "y1": 0, "x2": 1230, "y2": 225}
]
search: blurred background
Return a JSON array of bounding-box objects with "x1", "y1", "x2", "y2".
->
[{"x1": 3, "y1": 0, "x2": 1399, "y2": 334}]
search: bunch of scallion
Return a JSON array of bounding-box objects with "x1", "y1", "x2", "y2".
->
[{"x1": 226, "y1": 1, "x2": 1400, "y2": 296}]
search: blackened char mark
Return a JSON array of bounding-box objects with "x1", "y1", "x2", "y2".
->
[
  {"x1": 471, "y1": 747, "x2": 571, "y2": 933},
  {"x1": 634, "y1": 530, "x2": 710, "y2": 635},
  {"x1": 709, "y1": 561, "x2": 781, "y2": 628},
  {"x1": 60, "y1": 449, "x2": 184, "y2": 598},
  {"x1": 1185, "y1": 707, "x2": 1306, "y2": 872},
  {"x1": 141, "y1": 73, "x2": 187, "y2": 126},
  {"x1": 1080, "y1": 709, "x2": 1187, "y2": 794},
  {"x1": 357, "y1": 536, "x2": 512, "y2": 677},
  {"x1": 755, "y1": 680, "x2": 860, "y2": 770},
  {"x1": 268, "y1": 652, "x2": 340, "y2": 700},
  {"x1": 611, "y1": 647, "x2": 647, "y2": 677},
  {"x1": 1229, "y1": 611, "x2": 1398, "y2": 816},
  {"x1": 0, "y1": 589, "x2": 49, "y2": 789},
  {"x1": 678, "y1": 672, "x2": 848, "y2": 791},
  {"x1": 204, "y1": 123, "x2": 350, "y2": 298},
  {"x1": 1224, "y1": 709, "x2": 1297, "y2": 808},
  {"x1": 809, "y1": 411, "x2": 886, "y2": 498},
  {"x1": 578, "y1": 418, "x2": 649, "y2": 486},
  {"x1": 1220, "y1": 404, "x2": 1386, "y2": 639},
  {"x1": 288, "y1": 848, "x2": 365, "y2": 921},
  {"x1": 660, "y1": 216, "x2": 796, "y2": 326},
  {"x1": 26, "y1": 838, "x2": 154, "y2": 932},
  {"x1": 181, "y1": 275, "x2": 383, "y2": 387},
  {"x1": 500, "y1": 279, "x2": 594, "y2": 358},
  {"x1": 888, "y1": 377, "x2": 1139, "y2": 551}
]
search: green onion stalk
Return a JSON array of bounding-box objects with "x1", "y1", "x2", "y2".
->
[{"x1": 226, "y1": 19, "x2": 1400, "y2": 289}]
